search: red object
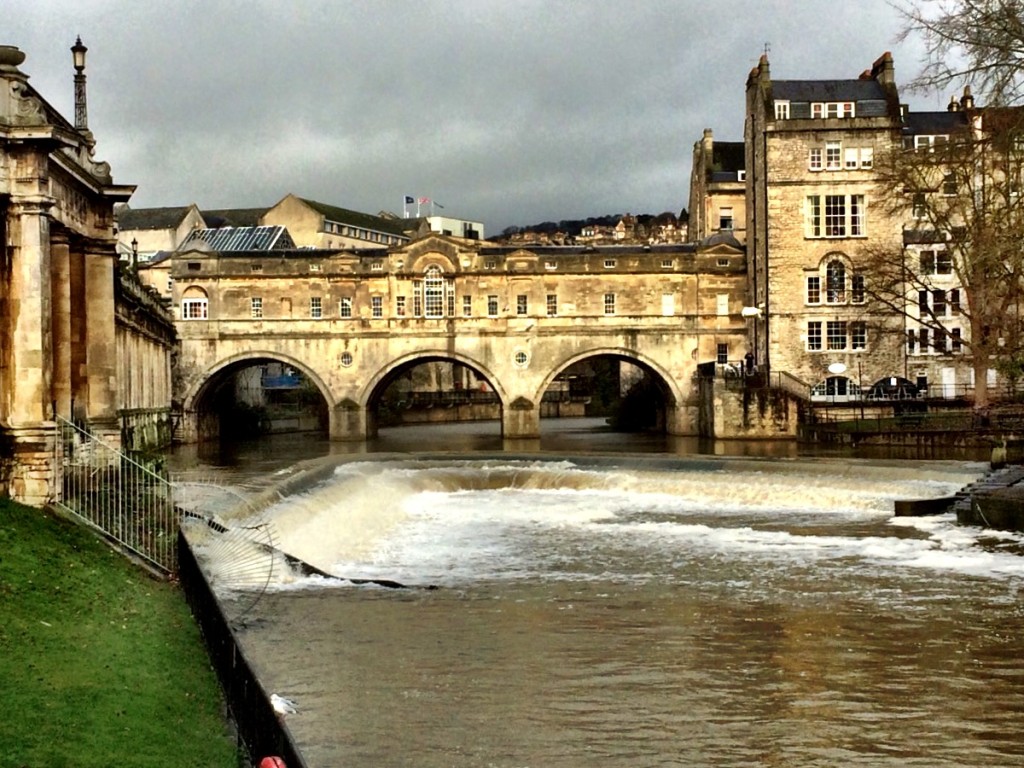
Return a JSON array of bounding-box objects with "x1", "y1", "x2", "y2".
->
[{"x1": 259, "y1": 758, "x2": 286, "y2": 768}]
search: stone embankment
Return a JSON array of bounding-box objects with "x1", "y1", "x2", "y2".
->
[{"x1": 954, "y1": 465, "x2": 1024, "y2": 531}]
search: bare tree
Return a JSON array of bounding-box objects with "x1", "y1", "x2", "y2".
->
[
  {"x1": 864, "y1": 109, "x2": 1024, "y2": 406},
  {"x1": 896, "y1": 0, "x2": 1024, "y2": 105}
]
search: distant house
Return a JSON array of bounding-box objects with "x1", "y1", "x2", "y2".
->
[
  {"x1": 261, "y1": 194, "x2": 411, "y2": 249},
  {"x1": 688, "y1": 129, "x2": 745, "y2": 243},
  {"x1": 116, "y1": 203, "x2": 205, "y2": 259}
]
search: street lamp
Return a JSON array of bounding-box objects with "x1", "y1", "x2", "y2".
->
[
  {"x1": 131, "y1": 238, "x2": 138, "y2": 271},
  {"x1": 70, "y1": 36, "x2": 88, "y2": 131}
]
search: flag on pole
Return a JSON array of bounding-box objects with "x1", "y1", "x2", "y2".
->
[
  {"x1": 434, "y1": 201, "x2": 445, "y2": 210},
  {"x1": 418, "y1": 197, "x2": 430, "y2": 204},
  {"x1": 404, "y1": 196, "x2": 415, "y2": 204}
]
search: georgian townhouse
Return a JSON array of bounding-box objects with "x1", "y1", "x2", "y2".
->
[{"x1": 744, "y1": 52, "x2": 911, "y2": 401}]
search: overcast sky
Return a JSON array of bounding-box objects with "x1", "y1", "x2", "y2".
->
[{"x1": 8, "y1": 1, "x2": 940, "y2": 234}]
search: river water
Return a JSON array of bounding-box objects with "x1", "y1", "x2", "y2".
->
[{"x1": 173, "y1": 421, "x2": 1024, "y2": 767}]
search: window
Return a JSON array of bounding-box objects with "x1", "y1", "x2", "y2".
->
[
  {"x1": 919, "y1": 248, "x2": 952, "y2": 275},
  {"x1": 845, "y1": 147, "x2": 859, "y2": 169},
  {"x1": 251, "y1": 297, "x2": 263, "y2": 319},
  {"x1": 942, "y1": 173, "x2": 958, "y2": 196},
  {"x1": 826, "y1": 260, "x2": 846, "y2": 303},
  {"x1": 919, "y1": 327, "x2": 931, "y2": 353},
  {"x1": 717, "y1": 343, "x2": 729, "y2": 364},
  {"x1": 371, "y1": 296, "x2": 383, "y2": 318},
  {"x1": 933, "y1": 289, "x2": 947, "y2": 316},
  {"x1": 851, "y1": 321, "x2": 867, "y2": 350},
  {"x1": 860, "y1": 148, "x2": 873, "y2": 168},
  {"x1": 181, "y1": 298, "x2": 208, "y2": 320},
  {"x1": 775, "y1": 100, "x2": 790, "y2": 120},
  {"x1": 310, "y1": 297, "x2": 322, "y2": 318},
  {"x1": 463, "y1": 295, "x2": 472, "y2": 317},
  {"x1": 423, "y1": 265, "x2": 445, "y2": 318},
  {"x1": 719, "y1": 207, "x2": 734, "y2": 230},
  {"x1": 339, "y1": 297, "x2": 353, "y2": 318},
  {"x1": 603, "y1": 293, "x2": 616, "y2": 315},
  {"x1": 912, "y1": 193, "x2": 928, "y2": 220},
  {"x1": 371, "y1": 260, "x2": 383, "y2": 271},
  {"x1": 825, "y1": 141, "x2": 842, "y2": 170},
  {"x1": 547, "y1": 294, "x2": 558, "y2": 316},
  {"x1": 951, "y1": 327, "x2": 963, "y2": 352},
  {"x1": 848, "y1": 274, "x2": 865, "y2": 303},
  {"x1": 950, "y1": 288, "x2": 961, "y2": 315},
  {"x1": 809, "y1": 148, "x2": 823, "y2": 171},
  {"x1": 187, "y1": 262, "x2": 201, "y2": 271},
  {"x1": 487, "y1": 295, "x2": 498, "y2": 317},
  {"x1": 661, "y1": 258, "x2": 674, "y2": 269},
  {"x1": 806, "y1": 276, "x2": 821, "y2": 304},
  {"x1": 908, "y1": 329, "x2": 917, "y2": 354},
  {"x1": 516, "y1": 294, "x2": 528, "y2": 315},
  {"x1": 167, "y1": 277, "x2": 174, "y2": 293},
  {"x1": 485, "y1": 259, "x2": 497, "y2": 270},
  {"x1": 250, "y1": 263, "x2": 262, "y2": 272},
  {"x1": 309, "y1": 263, "x2": 322, "y2": 273},
  {"x1": 807, "y1": 321, "x2": 822, "y2": 350},
  {"x1": 604, "y1": 259, "x2": 616, "y2": 269},
  {"x1": 807, "y1": 194, "x2": 865, "y2": 237},
  {"x1": 396, "y1": 296, "x2": 406, "y2": 317},
  {"x1": 544, "y1": 260, "x2": 556, "y2": 270},
  {"x1": 716, "y1": 294, "x2": 729, "y2": 316},
  {"x1": 812, "y1": 102, "x2": 855, "y2": 118},
  {"x1": 827, "y1": 320, "x2": 847, "y2": 350}
]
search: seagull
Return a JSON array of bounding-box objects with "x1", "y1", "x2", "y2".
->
[{"x1": 270, "y1": 693, "x2": 297, "y2": 715}]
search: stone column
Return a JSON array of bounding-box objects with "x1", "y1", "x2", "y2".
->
[
  {"x1": 5, "y1": 195, "x2": 54, "y2": 425},
  {"x1": 330, "y1": 397, "x2": 367, "y2": 441},
  {"x1": 83, "y1": 241, "x2": 120, "y2": 445},
  {"x1": 501, "y1": 396, "x2": 541, "y2": 439},
  {"x1": 50, "y1": 229, "x2": 72, "y2": 419},
  {"x1": 69, "y1": 243, "x2": 88, "y2": 420}
]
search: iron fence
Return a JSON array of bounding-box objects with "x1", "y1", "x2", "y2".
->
[{"x1": 53, "y1": 415, "x2": 179, "y2": 573}]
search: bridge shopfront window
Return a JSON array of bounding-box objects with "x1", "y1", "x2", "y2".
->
[
  {"x1": 181, "y1": 286, "x2": 209, "y2": 320},
  {"x1": 422, "y1": 265, "x2": 449, "y2": 318}
]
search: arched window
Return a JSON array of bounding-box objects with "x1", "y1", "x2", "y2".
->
[
  {"x1": 423, "y1": 265, "x2": 445, "y2": 317},
  {"x1": 181, "y1": 286, "x2": 209, "y2": 320},
  {"x1": 826, "y1": 260, "x2": 846, "y2": 303}
]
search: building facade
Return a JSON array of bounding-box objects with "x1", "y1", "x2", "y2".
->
[
  {"x1": 743, "y1": 52, "x2": 958, "y2": 401},
  {"x1": 1, "y1": 42, "x2": 175, "y2": 505}
]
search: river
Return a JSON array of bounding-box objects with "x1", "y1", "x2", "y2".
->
[{"x1": 172, "y1": 420, "x2": 1024, "y2": 767}]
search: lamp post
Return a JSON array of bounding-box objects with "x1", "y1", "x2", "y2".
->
[
  {"x1": 71, "y1": 36, "x2": 88, "y2": 132},
  {"x1": 131, "y1": 237, "x2": 138, "y2": 271}
]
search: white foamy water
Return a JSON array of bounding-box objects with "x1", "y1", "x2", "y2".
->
[{"x1": 232, "y1": 457, "x2": 1024, "y2": 590}]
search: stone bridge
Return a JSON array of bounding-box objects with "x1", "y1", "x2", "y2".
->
[{"x1": 172, "y1": 235, "x2": 750, "y2": 441}]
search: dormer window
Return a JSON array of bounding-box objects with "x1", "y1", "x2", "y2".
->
[
  {"x1": 811, "y1": 102, "x2": 855, "y2": 119},
  {"x1": 774, "y1": 100, "x2": 790, "y2": 120}
]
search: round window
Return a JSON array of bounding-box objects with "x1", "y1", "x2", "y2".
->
[
  {"x1": 340, "y1": 351, "x2": 353, "y2": 367},
  {"x1": 514, "y1": 350, "x2": 529, "y2": 367}
]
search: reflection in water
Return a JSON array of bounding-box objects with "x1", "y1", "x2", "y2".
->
[{"x1": 174, "y1": 420, "x2": 1020, "y2": 768}]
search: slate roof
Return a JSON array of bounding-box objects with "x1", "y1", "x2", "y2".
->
[
  {"x1": 711, "y1": 141, "x2": 745, "y2": 174},
  {"x1": 903, "y1": 111, "x2": 969, "y2": 136},
  {"x1": 772, "y1": 79, "x2": 888, "y2": 102},
  {"x1": 300, "y1": 198, "x2": 411, "y2": 238},
  {"x1": 117, "y1": 206, "x2": 194, "y2": 231},
  {"x1": 200, "y1": 208, "x2": 269, "y2": 228}
]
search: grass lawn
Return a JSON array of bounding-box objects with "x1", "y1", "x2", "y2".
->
[{"x1": 0, "y1": 498, "x2": 238, "y2": 768}]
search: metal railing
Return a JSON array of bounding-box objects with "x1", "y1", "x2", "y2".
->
[{"x1": 53, "y1": 416, "x2": 179, "y2": 573}]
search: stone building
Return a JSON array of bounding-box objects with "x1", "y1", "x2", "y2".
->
[
  {"x1": 1, "y1": 41, "x2": 175, "y2": 505},
  {"x1": 744, "y1": 52, "x2": 923, "y2": 400},
  {"x1": 689, "y1": 128, "x2": 746, "y2": 244},
  {"x1": 169, "y1": 233, "x2": 751, "y2": 441}
]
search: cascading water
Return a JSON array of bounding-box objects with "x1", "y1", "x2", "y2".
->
[{"x1": 200, "y1": 455, "x2": 1024, "y2": 767}]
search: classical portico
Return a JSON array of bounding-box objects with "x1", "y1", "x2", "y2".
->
[{"x1": 0, "y1": 43, "x2": 136, "y2": 504}]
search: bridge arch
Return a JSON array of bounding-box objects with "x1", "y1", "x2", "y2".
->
[
  {"x1": 360, "y1": 350, "x2": 510, "y2": 437},
  {"x1": 535, "y1": 347, "x2": 687, "y2": 432},
  {"x1": 182, "y1": 350, "x2": 335, "y2": 442}
]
